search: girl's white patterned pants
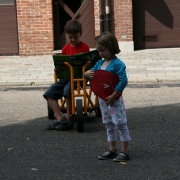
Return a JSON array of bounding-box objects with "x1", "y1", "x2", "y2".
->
[{"x1": 105, "y1": 122, "x2": 131, "y2": 142}]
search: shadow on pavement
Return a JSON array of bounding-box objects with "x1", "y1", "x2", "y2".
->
[{"x1": 0, "y1": 103, "x2": 180, "y2": 180}]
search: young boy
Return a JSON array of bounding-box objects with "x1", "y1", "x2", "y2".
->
[{"x1": 44, "y1": 19, "x2": 89, "y2": 131}]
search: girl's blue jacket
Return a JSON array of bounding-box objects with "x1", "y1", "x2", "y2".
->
[{"x1": 87, "y1": 56, "x2": 128, "y2": 93}]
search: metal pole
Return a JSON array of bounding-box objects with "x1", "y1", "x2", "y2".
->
[
  {"x1": 105, "y1": 0, "x2": 110, "y2": 32},
  {"x1": 99, "y1": 0, "x2": 104, "y2": 33}
]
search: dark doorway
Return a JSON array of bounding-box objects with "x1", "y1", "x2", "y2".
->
[
  {"x1": 53, "y1": 0, "x2": 95, "y2": 50},
  {"x1": 0, "y1": 0, "x2": 19, "y2": 55}
]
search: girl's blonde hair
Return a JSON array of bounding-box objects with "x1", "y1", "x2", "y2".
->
[{"x1": 95, "y1": 31, "x2": 121, "y2": 54}]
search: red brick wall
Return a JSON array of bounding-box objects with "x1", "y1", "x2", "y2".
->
[
  {"x1": 94, "y1": 0, "x2": 133, "y2": 42},
  {"x1": 16, "y1": 0, "x2": 54, "y2": 56},
  {"x1": 113, "y1": 0, "x2": 133, "y2": 42}
]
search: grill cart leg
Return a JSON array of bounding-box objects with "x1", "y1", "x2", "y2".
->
[{"x1": 76, "y1": 99, "x2": 84, "y2": 132}]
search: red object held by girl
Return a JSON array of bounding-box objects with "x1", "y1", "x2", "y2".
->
[{"x1": 90, "y1": 70, "x2": 121, "y2": 101}]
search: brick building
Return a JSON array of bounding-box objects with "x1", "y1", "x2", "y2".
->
[{"x1": 0, "y1": 0, "x2": 180, "y2": 56}]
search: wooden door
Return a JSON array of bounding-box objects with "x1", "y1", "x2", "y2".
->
[
  {"x1": 133, "y1": 0, "x2": 180, "y2": 50},
  {"x1": 53, "y1": 0, "x2": 95, "y2": 50},
  {"x1": 0, "y1": 0, "x2": 19, "y2": 55}
]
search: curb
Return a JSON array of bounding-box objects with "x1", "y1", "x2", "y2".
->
[{"x1": 1, "y1": 81, "x2": 180, "y2": 91}]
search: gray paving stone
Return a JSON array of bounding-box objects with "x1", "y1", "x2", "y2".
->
[
  {"x1": 1, "y1": 48, "x2": 180, "y2": 85},
  {"x1": 148, "y1": 73, "x2": 166, "y2": 77}
]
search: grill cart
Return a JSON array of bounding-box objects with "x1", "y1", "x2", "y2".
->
[{"x1": 48, "y1": 50, "x2": 101, "y2": 132}]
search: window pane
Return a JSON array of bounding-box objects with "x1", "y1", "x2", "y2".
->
[{"x1": 0, "y1": 0, "x2": 13, "y2": 5}]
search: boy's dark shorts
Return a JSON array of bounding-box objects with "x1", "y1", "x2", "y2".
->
[{"x1": 43, "y1": 79, "x2": 71, "y2": 101}]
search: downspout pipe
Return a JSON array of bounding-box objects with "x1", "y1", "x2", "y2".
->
[
  {"x1": 105, "y1": 0, "x2": 110, "y2": 32},
  {"x1": 99, "y1": 0, "x2": 104, "y2": 34}
]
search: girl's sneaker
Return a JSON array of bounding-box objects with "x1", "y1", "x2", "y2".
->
[
  {"x1": 113, "y1": 151, "x2": 130, "y2": 162},
  {"x1": 98, "y1": 149, "x2": 117, "y2": 160}
]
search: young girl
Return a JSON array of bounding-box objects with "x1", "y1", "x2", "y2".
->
[{"x1": 84, "y1": 32, "x2": 131, "y2": 162}]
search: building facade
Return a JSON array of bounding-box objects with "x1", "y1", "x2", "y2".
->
[{"x1": 0, "y1": 0, "x2": 179, "y2": 56}]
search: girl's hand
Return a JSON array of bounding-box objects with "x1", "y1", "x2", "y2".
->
[
  {"x1": 106, "y1": 91, "x2": 121, "y2": 105},
  {"x1": 106, "y1": 95, "x2": 116, "y2": 105},
  {"x1": 84, "y1": 70, "x2": 95, "y2": 79}
]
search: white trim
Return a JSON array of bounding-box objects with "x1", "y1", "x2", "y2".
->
[
  {"x1": 53, "y1": 50, "x2": 62, "y2": 54},
  {"x1": 53, "y1": 44, "x2": 134, "y2": 54},
  {"x1": 118, "y1": 41, "x2": 134, "y2": 52}
]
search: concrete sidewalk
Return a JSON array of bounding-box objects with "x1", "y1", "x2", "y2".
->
[{"x1": 0, "y1": 48, "x2": 180, "y2": 86}]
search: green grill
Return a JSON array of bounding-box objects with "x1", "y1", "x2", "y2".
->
[{"x1": 53, "y1": 50, "x2": 101, "y2": 80}]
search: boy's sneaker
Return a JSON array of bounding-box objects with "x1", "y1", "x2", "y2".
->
[
  {"x1": 98, "y1": 149, "x2": 117, "y2": 160},
  {"x1": 45, "y1": 118, "x2": 68, "y2": 130},
  {"x1": 46, "y1": 120, "x2": 61, "y2": 130},
  {"x1": 55, "y1": 122, "x2": 74, "y2": 131}
]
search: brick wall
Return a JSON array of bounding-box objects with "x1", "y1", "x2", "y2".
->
[
  {"x1": 16, "y1": 0, "x2": 133, "y2": 55},
  {"x1": 16, "y1": 0, "x2": 54, "y2": 56},
  {"x1": 94, "y1": 0, "x2": 133, "y2": 42},
  {"x1": 112, "y1": 0, "x2": 133, "y2": 42}
]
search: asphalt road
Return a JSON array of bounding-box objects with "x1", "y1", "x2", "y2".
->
[{"x1": 0, "y1": 84, "x2": 180, "y2": 180}]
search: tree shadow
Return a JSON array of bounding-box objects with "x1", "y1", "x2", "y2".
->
[{"x1": 0, "y1": 102, "x2": 180, "y2": 179}]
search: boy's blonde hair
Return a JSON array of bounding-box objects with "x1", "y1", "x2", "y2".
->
[
  {"x1": 64, "y1": 19, "x2": 82, "y2": 34},
  {"x1": 95, "y1": 31, "x2": 121, "y2": 54}
]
